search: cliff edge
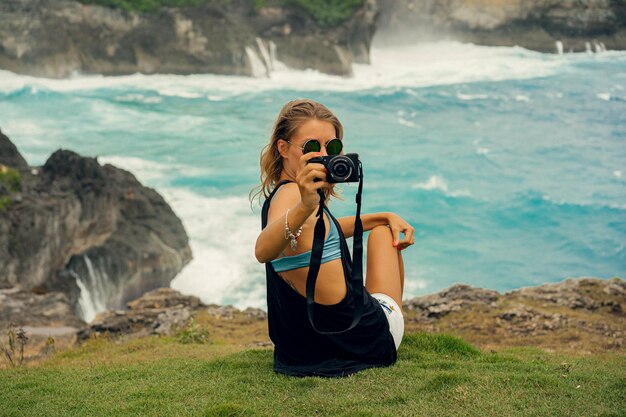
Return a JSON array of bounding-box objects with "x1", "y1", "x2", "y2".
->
[
  {"x1": 376, "y1": 0, "x2": 626, "y2": 52},
  {"x1": 0, "y1": 0, "x2": 377, "y2": 78},
  {"x1": 0, "y1": 131, "x2": 192, "y2": 326}
]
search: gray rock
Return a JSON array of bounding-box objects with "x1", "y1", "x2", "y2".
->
[
  {"x1": 244, "y1": 307, "x2": 268, "y2": 320},
  {"x1": 0, "y1": 134, "x2": 192, "y2": 322},
  {"x1": 0, "y1": 286, "x2": 86, "y2": 330},
  {"x1": 507, "y1": 277, "x2": 626, "y2": 313},
  {"x1": 126, "y1": 287, "x2": 201, "y2": 310},
  {"x1": 0, "y1": 0, "x2": 377, "y2": 78},
  {"x1": 496, "y1": 304, "x2": 570, "y2": 335},
  {"x1": 206, "y1": 304, "x2": 268, "y2": 320},
  {"x1": 403, "y1": 277, "x2": 625, "y2": 329},
  {"x1": 77, "y1": 287, "x2": 202, "y2": 341},
  {"x1": 154, "y1": 307, "x2": 191, "y2": 335},
  {"x1": 206, "y1": 305, "x2": 239, "y2": 320},
  {"x1": 0, "y1": 130, "x2": 28, "y2": 171},
  {"x1": 376, "y1": 0, "x2": 626, "y2": 52},
  {"x1": 403, "y1": 283, "x2": 501, "y2": 318}
]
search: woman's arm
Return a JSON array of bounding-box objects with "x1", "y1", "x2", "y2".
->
[
  {"x1": 255, "y1": 152, "x2": 329, "y2": 263},
  {"x1": 337, "y1": 212, "x2": 391, "y2": 238},
  {"x1": 255, "y1": 198, "x2": 315, "y2": 264},
  {"x1": 338, "y1": 212, "x2": 416, "y2": 249}
]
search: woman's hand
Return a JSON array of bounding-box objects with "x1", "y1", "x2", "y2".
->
[
  {"x1": 386, "y1": 213, "x2": 415, "y2": 250},
  {"x1": 296, "y1": 152, "x2": 328, "y2": 210}
]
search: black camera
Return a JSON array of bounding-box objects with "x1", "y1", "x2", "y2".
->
[{"x1": 309, "y1": 153, "x2": 360, "y2": 183}]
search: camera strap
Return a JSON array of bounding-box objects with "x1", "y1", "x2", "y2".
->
[{"x1": 305, "y1": 161, "x2": 365, "y2": 334}]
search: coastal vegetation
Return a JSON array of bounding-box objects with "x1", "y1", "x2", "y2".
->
[
  {"x1": 0, "y1": 165, "x2": 21, "y2": 211},
  {"x1": 76, "y1": 0, "x2": 366, "y2": 27},
  {"x1": 0, "y1": 165, "x2": 22, "y2": 193},
  {"x1": 77, "y1": 0, "x2": 213, "y2": 11},
  {"x1": 1, "y1": 331, "x2": 623, "y2": 416}
]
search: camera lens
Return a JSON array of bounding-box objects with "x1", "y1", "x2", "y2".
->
[{"x1": 328, "y1": 156, "x2": 354, "y2": 182}]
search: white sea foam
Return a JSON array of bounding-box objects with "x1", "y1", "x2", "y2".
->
[
  {"x1": 397, "y1": 117, "x2": 419, "y2": 127},
  {"x1": 159, "y1": 186, "x2": 430, "y2": 308},
  {"x1": 115, "y1": 93, "x2": 163, "y2": 104},
  {"x1": 158, "y1": 88, "x2": 204, "y2": 99},
  {"x1": 99, "y1": 155, "x2": 211, "y2": 184},
  {"x1": 596, "y1": 92, "x2": 611, "y2": 101},
  {"x1": 0, "y1": 41, "x2": 577, "y2": 96},
  {"x1": 73, "y1": 153, "x2": 268, "y2": 308},
  {"x1": 159, "y1": 188, "x2": 267, "y2": 309},
  {"x1": 412, "y1": 175, "x2": 471, "y2": 197},
  {"x1": 457, "y1": 93, "x2": 489, "y2": 100},
  {"x1": 90, "y1": 157, "x2": 431, "y2": 308}
]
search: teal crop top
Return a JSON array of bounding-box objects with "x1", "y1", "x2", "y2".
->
[{"x1": 271, "y1": 208, "x2": 342, "y2": 272}]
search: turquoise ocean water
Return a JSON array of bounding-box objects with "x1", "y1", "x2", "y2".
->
[{"x1": 1, "y1": 41, "x2": 625, "y2": 310}]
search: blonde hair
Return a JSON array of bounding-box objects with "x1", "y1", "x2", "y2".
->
[{"x1": 249, "y1": 98, "x2": 344, "y2": 207}]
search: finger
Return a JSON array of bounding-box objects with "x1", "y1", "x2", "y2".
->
[
  {"x1": 399, "y1": 232, "x2": 412, "y2": 250},
  {"x1": 397, "y1": 232, "x2": 411, "y2": 249},
  {"x1": 306, "y1": 163, "x2": 326, "y2": 174},
  {"x1": 390, "y1": 228, "x2": 400, "y2": 247},
  {"x1": 399, "y1": 239, "x2": 414, "y2": 250},
  {"x1": 306, "y1": 169, "x2": 327, "y2": 183},
  {"x1": 311, "y1": 180, "x2": 329, "y2": 189},
  {"x1": 299, "y1": 152, "x2": 322, "y2": 170},
  {"x1": 297, "y1": 163, "x2": 325, "y2": 182},
  {"x1": 403, "y1": 226, "x2": 415, "y2": 247},
  {"x1": 296, "y1": 162, "x2": 324, "y2": 184}
]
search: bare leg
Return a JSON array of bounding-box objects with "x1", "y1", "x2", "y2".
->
[
  {"x1": 398, "y1": 250, "x2": 404, "y2": 299},
  {"x1": 364, "y1": 225, "x2": 404, "y2": 309}
]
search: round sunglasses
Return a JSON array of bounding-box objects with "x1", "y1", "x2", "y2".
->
[{"x1": 287, "y1": 138, "x2": 343, "y2": 155}]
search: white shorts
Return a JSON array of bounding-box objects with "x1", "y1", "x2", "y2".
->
[{"x1": 371, "y1": 292, "x2": 404, "y2": 350}]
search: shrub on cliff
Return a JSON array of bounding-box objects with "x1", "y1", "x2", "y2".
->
[
  {"x1": 0, "y1": 165, "x2": 21, "y2": 194},
  {"x1": 174, "y1": 317, "x2": 210, "y2": 344},
  {"x1": 267, "y1": 0, "x2": 366, "y2": 27},
  {"x1": 0, "y1": 165, "x2": 21, "y2": 210},
  {"x1": 78, "y1": 0, "x2": 209, "y2": 12},
  {"x1": 77, "y1": 0, "x2": 366, "y2": 27}
]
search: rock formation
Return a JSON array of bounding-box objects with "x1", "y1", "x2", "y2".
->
[
  {"x1": 0, "y1": 0, "x2": 378, "y2": 78},
  {"x1": 376, "y1": 0, "x2": 626, "y2": 52},
  {"x1": 0, "y1": 131, "x2": 192, "y2": 324},
  {"x1": 1, "y1": 277, "x2": 623, "y2": 365},
  {"x1": 76, "y1": 287, "x2": 267, "y2": 342},
  {"x1": 404, "y1": 277, "x2": 625, "y2": 352},
  {"x1": 2, "y1": 0, "x2": 623, "y2": 80}
]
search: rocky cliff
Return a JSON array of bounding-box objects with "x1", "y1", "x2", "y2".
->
[
  {"x1": 0, "y1": 0, "x2": 377, "y2": 78},
  {"x1": 1, "y1": 0, "x2": 622, "y2": 80},
  {"x1": 0, "y1": 131, "x2": 192, "y2": 324},
  {"x1": 76, "y1": 277, "x2": 621, "y2": 353},
  {"x1": 376, "y1": 0, "x2": 626, "y2": 52},
  {"x1": 3, "y1": 277, "x2": 622, "y2": 367}
]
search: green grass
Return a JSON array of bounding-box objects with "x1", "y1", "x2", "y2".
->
[
  {"x1": 77, "y1": 0, "x2": 223, "y2": 13},
  {"x1": 0, "y1": 166, "x2": 22, "y2": 193},
  {"x1": 0, "y1": 196, "x2": 11, "y2": 211},
  {"x1": 1, "y1": 332, "x2": 624, "y2": 416},
  {"x1": 269, "y1": 0, "x2": 365, "y2": 27},
  {"x1": 76, "y1": 0, "x2": 365, "y2": 27}
]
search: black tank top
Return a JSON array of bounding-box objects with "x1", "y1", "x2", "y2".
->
[{"x1": 261, "y1": 180, "x2": 397, "y2": 377}]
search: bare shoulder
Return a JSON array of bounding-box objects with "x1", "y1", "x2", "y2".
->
[{"x1": 267, "y1": 182, "x2": 300, "y2": 224}]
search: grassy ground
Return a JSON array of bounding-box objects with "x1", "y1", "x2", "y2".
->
[{"x1": 1, "y1": 332, "x2": 624, "y2": 416}]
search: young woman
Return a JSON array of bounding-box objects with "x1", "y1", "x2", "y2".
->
[{"x1": 251, "y1": 99, "x2": 415, "y2": 377}]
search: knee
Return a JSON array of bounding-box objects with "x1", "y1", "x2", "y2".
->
[{"x1": 369, "y1": 225, "x2": 393, "y2": 242}]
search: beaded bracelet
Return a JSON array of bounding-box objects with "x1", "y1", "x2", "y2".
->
[{"x1": 284, "y1": 209, "x2": 302, "y2": 251}]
